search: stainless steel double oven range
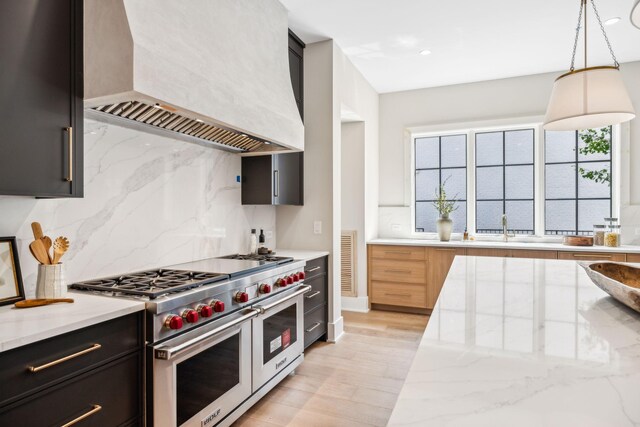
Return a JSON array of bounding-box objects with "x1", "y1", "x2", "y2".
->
[{"x1": 70, "y1": 254, "x2": 309, "y2": 426}]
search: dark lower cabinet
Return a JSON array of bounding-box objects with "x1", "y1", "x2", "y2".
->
[
  {"x1": 0, "y1": 312, "x2": 143, "y2": 426},
  {"x1": 303, "y1": 256, "x2": 328, "y2": 348},
  {"x1": 0, "y1": 0, "x2": 83, "y2": 197}
]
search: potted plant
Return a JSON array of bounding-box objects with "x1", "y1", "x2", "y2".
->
[{"x1": 433, "y1": 180, "x2": 458, "y2": 242}]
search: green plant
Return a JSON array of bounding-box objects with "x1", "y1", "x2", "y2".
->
[
  {"x1": 433, "y1": 178, "x2": 458, "y2": 217},
  {"x1": 578, "y1": 127, "x2": 611, "y2": 185}
]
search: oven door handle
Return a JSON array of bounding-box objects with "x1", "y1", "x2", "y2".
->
[
  {"x1": 153, "y1": 309, "x2": 259, "y2": 360},
  {"x1": 254, "y1": 285, "x2": 311, "y2": 314}
]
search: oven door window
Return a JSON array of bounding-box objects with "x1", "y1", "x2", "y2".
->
[
  {"x1": 176, "y1": 334, "x2": 240, "y2": 425},
  {"x1": 262, "y1": 304, "x2": 298, "y2": 364}
]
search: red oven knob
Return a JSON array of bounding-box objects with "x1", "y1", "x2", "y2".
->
[
  {"x1": 297, "y1": 271, "x2": 305, "y2": 280},
  {"x1": 291, "y1": 273, "x2": 300, "y2": 282},
  {"x1": 198, "y1": 304, "x2": 213, "y2": 318},
  {"x1": 164, "y1": 315, "x2": 183, "y2": 330},
  {"x1": 182, "y1": 309, "x2": 199, "y2": 323},
  {"x1": 235, "y1": 292, "x2": 249, "y2": 303},
  {"x1": 210, "y1": 300, "x2": 225, "y2": 313},
  {"x1": 259, "y1": 284, "x2": 272, "y2": 294},
  {"x1": 286, "y1": 275, "x2": 294, "y2": 285},
  {"x1": 276, "y1": 278, "x2": 287, "y2": 287}
]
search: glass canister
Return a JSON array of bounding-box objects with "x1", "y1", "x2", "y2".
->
[
  {"x1": 605, "y1": 224, "x2": 621, "y2": 247},
  {"x1": 593, "y1": 224, "x2": 606, "y2": 246}
]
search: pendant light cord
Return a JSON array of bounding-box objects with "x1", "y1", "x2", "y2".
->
[{"x1": 569, "y1": 0, "x2": 619, "y2": 71}]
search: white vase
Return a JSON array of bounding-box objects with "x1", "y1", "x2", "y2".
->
[
  {"x1": 36, "y1": 264, "x2": 67, "y2": 299},
  {"x1": 437, "y1": 215, "x2": 453, "y2": 242}
]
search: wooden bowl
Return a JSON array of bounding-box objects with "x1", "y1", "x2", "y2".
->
[
  {"x1": 563, "y1": 235, "x2": 594, "y2": 246},
  {"x1": 580, "y1": 262, "x2": 640, "y2": 313}
]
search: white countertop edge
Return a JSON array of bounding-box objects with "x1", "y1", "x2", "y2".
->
[
  {"x1": 368, "y1": 238, "x2": 640, "y2": 253},
  {"x1": 274, "y1": 249, "x2": 330, "y2": 262},
  {"x1": 0, "y1": 294, "x2": 145, "y2": 353}
]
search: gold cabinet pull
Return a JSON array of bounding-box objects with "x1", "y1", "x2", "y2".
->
[
  {"x1": 384, "y1": 292, "x2": 411, "y2": 298},
  {"x1": 572, "y1": 254, "x2": 613, "y2": 259},
  {"x1": 28, "y1": 344, "x2": 101, "y2": 373},
  {"x1": 384, "y1": 269, "x2": 411, "y2": 274},
  {"x1": 65, "y1": 127, "x2": 73, "y2": 182},
  {"x1": 305, "y1": 322, "x2": 322, "y2": 333},
  {"x1": 385, "y1": 251, "x2": 411, "y2": 255},
  {"x1": 305, "y1": 291, "x2": 321, "y2": 299},
  {"x1": 61, "y1": 404, "x2": 102, "y2": 427},
  {"x1": 435, "y1": 248, "x2": 456, "y2": 252}
]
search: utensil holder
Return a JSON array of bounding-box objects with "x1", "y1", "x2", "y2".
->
[{"x1": 36, "y1": 264, "x2": 66, "y2": 299}]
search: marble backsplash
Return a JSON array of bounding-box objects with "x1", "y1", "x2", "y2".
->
[{"x1": 0, "y1": 120, "x2": 276, "y2": 297}]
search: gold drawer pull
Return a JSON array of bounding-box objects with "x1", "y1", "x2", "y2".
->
[
  {"x1": 572, "y1": 254, "x2": 613, "y2": 259},
  {"x1": 61, "y1": 404, "x2": 102, "y2": 427},
  {"x1": 436, "y1": 248, "x2": 456, "y2": 252},
  {"x1": 28, "y1": 344, "x2": 101, "y2": 373},
  {"x1": 384, "y1": 269, "x2": 411, "y2": 274},
  {"x1": 305, "y1": 322, "x2": 322, "y2": 333},
  {"x1": 306, "y1": 266, "x2": 321, "y2": 273},
  {"x1": 305, "y1": 291, "x2": 321, "y2": 299},
  {"x1": 385, "y1": 251, "x2": 411, "y2": 255},
  {"x1": 384, "y1": 292, "x2": 411, "y2": 298}
]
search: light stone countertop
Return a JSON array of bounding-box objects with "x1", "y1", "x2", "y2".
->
[
  {"x1": 388, "y1": 256, "x2": 640, "y2": 426},
  {"x1": 369, "y1": 238, "x2": 640, "y2": 253},
  {"x1": 0, "y1": 293, "x2": 145, "y2": 353},
  {"x1": 274, "y1": 249, "x2": 329, "y2": 262}
]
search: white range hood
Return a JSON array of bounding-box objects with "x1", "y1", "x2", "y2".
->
[{"x1": 84, "y1": 0, "x2": 304, "y2": 154}]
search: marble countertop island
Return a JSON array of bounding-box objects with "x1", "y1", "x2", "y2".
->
[{"x1": 388, "y1": 256, "x2": 640, "y2": 426}]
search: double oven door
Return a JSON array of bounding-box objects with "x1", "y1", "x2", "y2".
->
[
  {"x1": 151, "y1": 309, "x2": 257, "y2": 427},
  {"x1": 252, "y1": 285, "x2": 310, "y2": 392}
]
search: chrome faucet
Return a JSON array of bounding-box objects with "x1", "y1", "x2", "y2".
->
[{"x1": 501, "y1": 214, "x2": 514, "y2": 242}]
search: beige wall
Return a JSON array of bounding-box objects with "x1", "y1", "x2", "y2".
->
[{"x1": 378, "y1": 61, "x2": 640, "y2": 243}]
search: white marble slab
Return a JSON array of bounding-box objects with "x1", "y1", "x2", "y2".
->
[
  {"x1": 0, "y1": 293, "x2": 144, "y2": 353},
  {"x1": 274, "y1": 249, "x2": 329, "y2": 262},
  {"x1": 369, "y1": 238, "x2": 640, "y2": 254},
  {"x1": 389, "y1": 257, "x2": 640, "y2": 426},
  {"x1": 0, "y1": 120, "x2": 275, "y2": 298}
]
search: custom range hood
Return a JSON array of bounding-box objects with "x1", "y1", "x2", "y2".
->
[{"x1": 84, "y1": 0, "x2": 304, "y2": 154}]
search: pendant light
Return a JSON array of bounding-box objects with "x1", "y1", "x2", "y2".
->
[
  {"x1": 544, "y1": 0, "x2": 635, "y2": 131},
  {"x1": 632, "y1": 0, "x2": 640, "y2": 29}
]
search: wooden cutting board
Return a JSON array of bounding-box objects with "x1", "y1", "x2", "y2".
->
[{"x1": 563, "y1": 235, "x2": 594, "y2": 246}]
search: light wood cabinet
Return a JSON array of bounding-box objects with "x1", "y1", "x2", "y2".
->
[
  {"x1": 426, "y1": 247, "x2": 466, "y2": 309},
  {"x1": 558, "y1": 251, "x2": 626, "y2": 262},
  {"x1": 466, "y1": 248, "x2": 509, "y2": 258},
  {"x1": 627, "y1": 254, "x2": 640, "y2": 263},
  {"x1": 370, "y1": 259, "x2": 426, "y2": 284},
  {"x1": 370, "y1": 245, "x2": 425, "y2": 261},
  {"x1": 371, "y1": 282, "x2": 427, "y2": 309},
  {"x1": 510, "y1": 249, "x2": 558, "y2": 259}
]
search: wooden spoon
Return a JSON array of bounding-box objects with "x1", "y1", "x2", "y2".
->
[
  {"x1": 29, "y1": 239, "x2": 50, "y2": 265},
  {"x1": 31, "y1": 222, "x2": 53, "y2": 264},
  {"x1": 15, "y1": 298, "x2": 74, "y2": 308},
  {"x1": 52, "y1": 236, "x2": 70, "y2": 264}
]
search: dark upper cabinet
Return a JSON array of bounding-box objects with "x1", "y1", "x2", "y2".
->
[
  {"x1": 242, "y1": 30, "x2": 305, "y2": 206},
  {"x1": 0, "y1": 0, "x2": 83, "y2": 197},
  {"x1": 242, "y1": 153, "x2": 303, "y2": 205}
]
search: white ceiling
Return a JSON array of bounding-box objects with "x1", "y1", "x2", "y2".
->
[{"x1": 279, "y1": 0, "x2": 640, "y2": 93}]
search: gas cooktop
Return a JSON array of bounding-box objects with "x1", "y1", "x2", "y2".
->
[
  {"x1": 219, "y1": 253, "x2": 293, "y2": 264},
  {"x1": 69, "y1": 269, "x2": 228, "y2": 299}
]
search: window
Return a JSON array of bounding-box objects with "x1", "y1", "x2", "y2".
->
[
  {"x1": 414, "y1": 135, "x2": 467, "y2": 233},
  {"x1": 475, "y1": 130, "x2": 535, "y2": 234},
  {"x1": 412, "y1": 122, "x2": 617, "y2": 238},
  {"x1": 544, "y1": 128, "x2": 612, "y2": 235}
]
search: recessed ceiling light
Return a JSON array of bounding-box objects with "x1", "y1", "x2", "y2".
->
[
  {"x1": 419, "y1": 49, "x2": 431, "y2": 56},
  {"x1": 604, "y1": 17, "x2": 621, "y2": 25}
]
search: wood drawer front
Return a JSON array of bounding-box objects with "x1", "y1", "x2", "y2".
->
[
  {"x1": 304, "y1": 256, "x2": 327, "y2": 280},
  {"x1": 371, "y1": 282, "x2": 427, "y2": 308},
  {"x1": 304, "y1": 303, "x2": 327, "y2": 349},
  {"x1": 371, "y1": 259, "x2": 426, "y2": 284},
  {"x1": 0, "y1": 353, "x2": 141, "y2": 426},
  {"x1": 466, "y1": 248, "x2": 510, "y2": 258},
  {"x1": 303, "y1": 274, "x2": 327, "y2": 314},
  {"x1": 558, "y1": 252, "x2": 626, "y2": 262},
  {"x1": 510, "y1": 249, "x2": 557, "y2": 259},
  {"x1": 0, "y1": 313, "x2": 142, "y2": 407},
  {"x1": 627, "y1": 254, "x2": 640, "y2": 263},
  {"x1": 371, "y1": 245, "x2": 425, "y2": 261}
]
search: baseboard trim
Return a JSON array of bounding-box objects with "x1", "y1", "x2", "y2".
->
[
  {"x1": 327, "y1": 315, "x2": 344, "y2": 342},
  {"x1": 341, "y1": 296, "x2": 370, "y2": 313}
]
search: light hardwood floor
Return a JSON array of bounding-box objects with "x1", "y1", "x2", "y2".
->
[{"x1": 233, "y1": 310, "x2": 429, "y2": 427}]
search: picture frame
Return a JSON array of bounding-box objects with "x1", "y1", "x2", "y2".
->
[{"x1": 0, "y1": 237, "x2": 25, "y2": 306}]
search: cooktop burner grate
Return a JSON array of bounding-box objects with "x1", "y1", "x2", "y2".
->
[
  {"x1": 70, "y1": 269, "x2": 228, "y2": 299},
  {"x1": 220, "y1": 254, "x2": 293, "y2": 264}
]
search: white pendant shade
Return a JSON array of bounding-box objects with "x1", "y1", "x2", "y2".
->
[
  {"x1": 544, "y1": 66, "x2": 636, "y2": 131},
  {"x1": 632, "y1": 0, "x2": 640, "y2": 29}
]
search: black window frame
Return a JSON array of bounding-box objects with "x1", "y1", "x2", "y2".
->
[
  {"x1": 414, "y1": 134, "x2": 467, "y2": 233},
  {"x1": 544, "y1": 127, "x2": 613, "y2": 236},
  {"x1": 474, "y1": 129, "x2": 536, "y2": 235}
]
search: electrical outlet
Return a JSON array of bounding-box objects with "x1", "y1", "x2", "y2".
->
[
  {"x1": 313, "y1": 221, "x2": 322, "y2": 235},
  {"x1": 265, "y1": 230, "x2": 273, "y2": 239},
  {"x1": 391, "y1": 224, "x2": 402, "y2": 232}
]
